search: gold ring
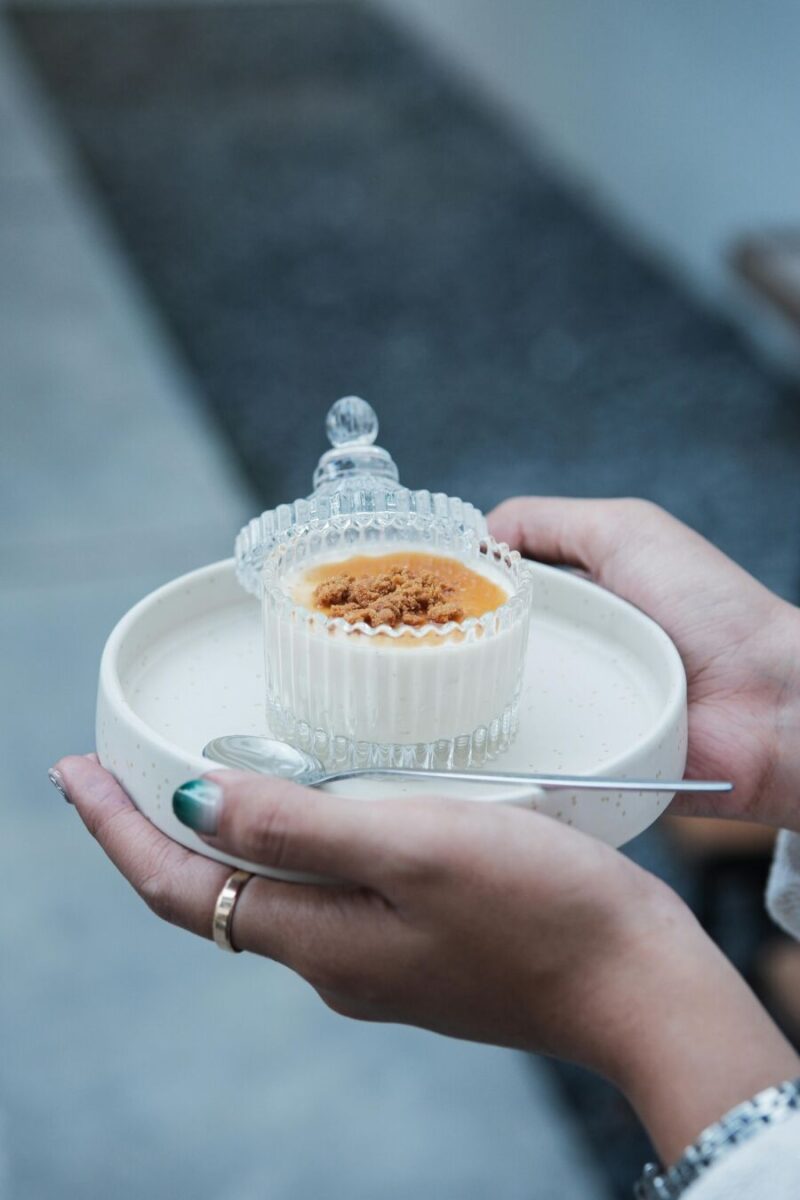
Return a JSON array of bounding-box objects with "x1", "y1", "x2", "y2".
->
[{"x1": 212, "y1": 869, "x2": 253, "y2": 953}]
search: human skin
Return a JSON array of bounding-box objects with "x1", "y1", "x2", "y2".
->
[
  {"x1": 55, "y1": 755, "x2": 799, "y2": 1168},
  {"x1": 52, "y1": 498, "x2": 800, "y2": 1167},
  {"x1": 489, "y1": 497, "x2": 800, "y2": 831}
]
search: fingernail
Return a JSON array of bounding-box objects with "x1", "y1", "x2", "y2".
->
[
  {"x1": 172, "y1": 778, "x2": 222, "y2": 835},
  {"x1": 48, "y1": 767, "x2": 71, "y2": 803}
]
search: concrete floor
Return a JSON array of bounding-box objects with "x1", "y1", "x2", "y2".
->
[{"x1": 0, "y1": 17, "x2": 607, "y2": 1200}]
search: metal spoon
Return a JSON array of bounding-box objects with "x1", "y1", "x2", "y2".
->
[{"x1": 203, "y1": 735, "x2": 733, "y2": 795}]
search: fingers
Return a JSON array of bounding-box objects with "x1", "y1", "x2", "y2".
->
[
  {"x1": 488, "y1": 496, "x2": 650, "y2": 574},
  {"x1": 57, "y1": 757, "x2": 402, "y2": 979},
  {"x1": 489, "y1": 496, "x2": 780, "y2": 630},
  {"x1": 57, "y1": 755, "x2": 229, "y2": 938},
  {"x1": 193, "y1": 771, "x2": 440, "y2": 888}
]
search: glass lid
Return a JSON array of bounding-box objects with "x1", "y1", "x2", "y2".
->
[{"x1": 235, "y1": 396, "x2": 487, "y2": 597}]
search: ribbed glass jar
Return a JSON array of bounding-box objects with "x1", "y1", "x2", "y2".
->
[{"x1": 260, "y1": 508, "x2": 533, "y2": 769}]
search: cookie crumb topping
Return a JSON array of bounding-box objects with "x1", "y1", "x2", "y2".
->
[{"x1": 313, "y1": 566, "x2": 465, "y2": 627}]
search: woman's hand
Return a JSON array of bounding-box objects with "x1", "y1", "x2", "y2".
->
[
  {"x1": 55, "y1": 755, "x2": 799, "y2": 1164},
  {"x1": 489, "y1": 497, "x2": 800, "y2": 831}
]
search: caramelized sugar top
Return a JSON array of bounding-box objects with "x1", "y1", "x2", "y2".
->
[{"x1": 299, "y1": 551, "x2": 509, "y2": 627}]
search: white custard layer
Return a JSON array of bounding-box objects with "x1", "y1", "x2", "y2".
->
[{"x1": 264, "y1": 548, "x2": 527, "y2": 746}]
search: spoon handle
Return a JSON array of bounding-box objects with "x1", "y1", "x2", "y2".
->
[
  {"x1": 201, "y1": 735, "x2": 731, "y2": 794},
  {"x1": 315, "y1": 768, "x2": 733, "y2": 794}
]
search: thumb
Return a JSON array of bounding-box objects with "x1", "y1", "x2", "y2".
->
[{"x1": 172, "y1": 770, "x2": 422, "y2": 886}]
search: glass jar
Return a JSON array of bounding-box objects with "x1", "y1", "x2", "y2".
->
[{"x1": 235, "y1": 397, "x2": 533, "y2": 769}]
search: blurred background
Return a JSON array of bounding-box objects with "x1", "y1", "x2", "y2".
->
[{"x1": 3, "y1": 1, "x2": 800, "y2": 1197}]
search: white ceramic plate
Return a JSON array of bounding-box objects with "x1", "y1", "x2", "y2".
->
[{"x1": 96, "y1": 558, "x2": 687, "y2": 882}]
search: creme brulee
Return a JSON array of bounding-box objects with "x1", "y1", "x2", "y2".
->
[
  {"x1": 265, "y1": 540, "x2": 529, "y2": 757},
  {"x1": 293, "y1": 551, "x2": 509, "y2": 627}
]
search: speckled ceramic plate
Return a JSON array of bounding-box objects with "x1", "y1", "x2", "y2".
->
[{"x1": 96, "y1": 558, "x2": 687, "y2": 882}]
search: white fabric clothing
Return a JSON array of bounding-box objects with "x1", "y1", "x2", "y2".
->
[
  {"x1": 767, "y1": 830, "x2": 800, "y2": 941},
  {"x1": 685, "y1": 1114, "x2": 800, "y2": 1199}
]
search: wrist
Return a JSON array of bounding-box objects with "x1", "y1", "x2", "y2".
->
[
  {"x1": 595, "y1": 888, "x2": 800, "y2": 1165},
  {"x1": 635, "y1": 1077, "x2": 800, "y2": 1200}
]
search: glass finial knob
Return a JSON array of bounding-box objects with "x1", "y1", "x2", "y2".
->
[{"x1": 326, "y1": 396, "x2": 379, "y2": 448}]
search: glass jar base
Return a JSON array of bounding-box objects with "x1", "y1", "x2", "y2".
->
[{"x1": 265, "y1": 697, "x2": 520, "y2": 771}]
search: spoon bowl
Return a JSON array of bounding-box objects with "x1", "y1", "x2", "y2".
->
[{"x1": 204, "y1": 735, "x2": 321, "y2": 782}]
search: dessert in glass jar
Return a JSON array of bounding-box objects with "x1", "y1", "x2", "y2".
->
[{"x1": 236, "y1": 398, "x2": 533, "y2": 769}]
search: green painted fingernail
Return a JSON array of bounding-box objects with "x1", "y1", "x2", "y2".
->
[{"x1": 172, "y1": 779, "x2": 222, "y2": 834}]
